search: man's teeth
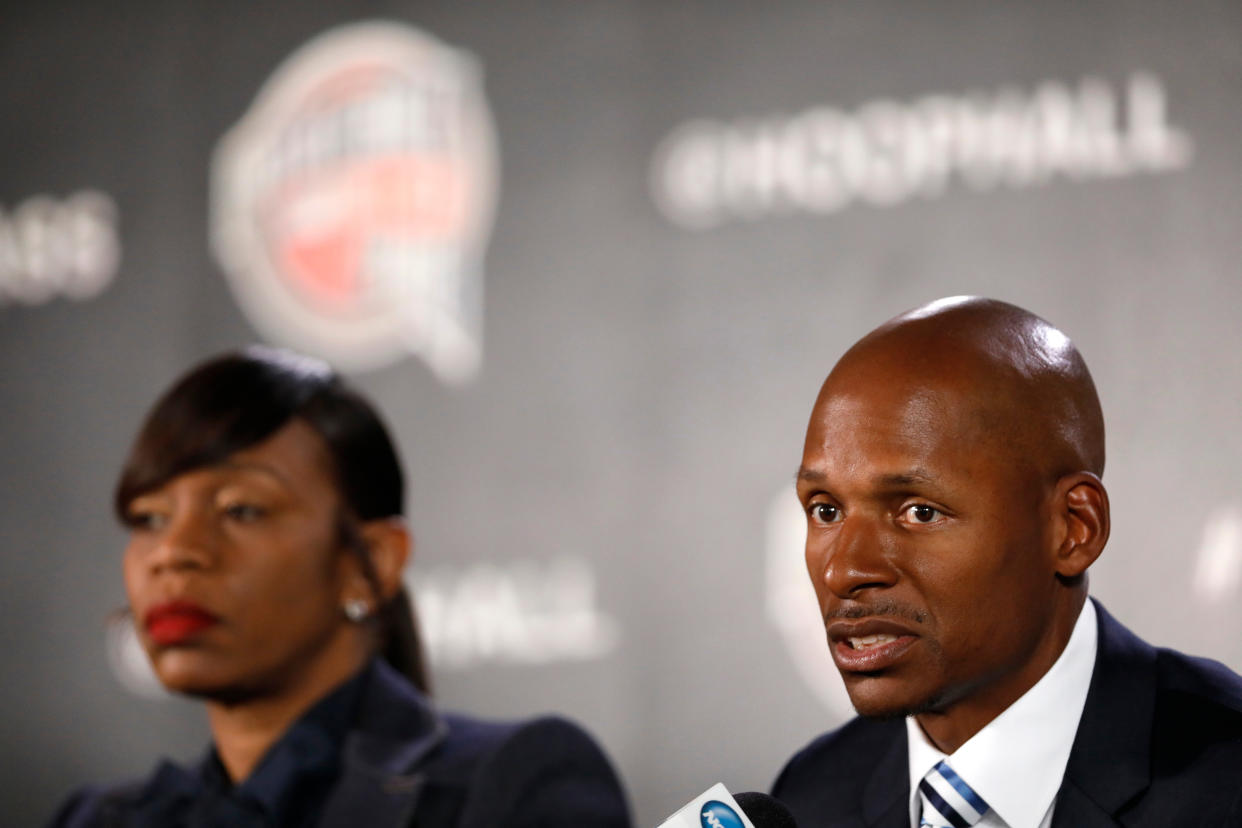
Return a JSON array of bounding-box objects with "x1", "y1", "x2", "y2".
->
[{"x1": 848, "y1": 634, "x2": 898, "y2": 650}]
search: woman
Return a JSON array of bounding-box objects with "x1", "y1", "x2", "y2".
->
[{"x1": 51, "y1": 347, "x2": 631, "y2": 828}]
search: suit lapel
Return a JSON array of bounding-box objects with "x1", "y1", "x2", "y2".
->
[
  {"x1": 316, "y1": 765, "x2": 428, "y2": 828},
  {"x1": 318, "y1": 661, "x2": 449, "y2": 828},
  {"x1": 862, "y1": 723, "x2": 911, "y2": 828},
  {"x1": 1052, "y1": 779, "x2": 1125, "y2": 828},
  {"x1": 1056, "y1": 600, "x2": 1155, "y2": 826}
]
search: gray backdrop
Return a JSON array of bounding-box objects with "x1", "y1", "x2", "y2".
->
[{"x1": 4, "y1": 2, "x2": 1241, "y2": 826}]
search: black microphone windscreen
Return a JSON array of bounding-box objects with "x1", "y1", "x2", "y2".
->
[{"x1": 734, "y1": 792, "x2": 799, "y2": 828}]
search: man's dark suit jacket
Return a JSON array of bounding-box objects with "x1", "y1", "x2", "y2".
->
[
  {"x1": 772, "y1": 601, "x2": 1242, "y2": 827},
  {"x1": 50, "y1": 660, "x2": 632, "y2": 827}
]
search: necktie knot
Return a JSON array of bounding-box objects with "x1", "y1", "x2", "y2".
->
[{"x1": 918, "y1": 760, "x2": 989, "y2": 828}]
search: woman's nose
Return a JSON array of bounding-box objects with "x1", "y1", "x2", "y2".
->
[{"x1": 146, "y1": 512, "x2": 215, "y2": 572}]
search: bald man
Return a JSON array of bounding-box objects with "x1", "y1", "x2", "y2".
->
[{"x1": 772, "y1": 298, "x2": 1242, "y2": 827}]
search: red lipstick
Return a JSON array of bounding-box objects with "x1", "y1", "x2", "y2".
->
[{"x1": 144, "y1": 601, "x2": 219, "y2": 646}]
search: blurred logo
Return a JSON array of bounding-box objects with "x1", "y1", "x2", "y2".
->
[
  {"x1": 212, "y1": 21, "x2": 498, "y2": 381},
  {"x1": 1193, "y1": 504, "x2": 1242, "y2": 603},
  {"x1": 700, "y1": 801, "x2": 744, "y2": 828},
  {"x1": 0, "y1": 190, "x2": 119, "y2": 307},
  {"x1": 765, "y1": 486, "x2": 856, "y2": 720},
  {"x1": 106, "y1": 614, "x2": 169, "y2": 701},
  {"x1": 653, "y1": 73, "x2": 1192, "y2": 229},
  {"x1": 409, "y1": 557, "x2": 621, "y2": 669}
]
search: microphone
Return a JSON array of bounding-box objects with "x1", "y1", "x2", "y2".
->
[
  {"x1": 734, "y1": 792, "x2": 798, "y2": 828},
  {"x1": 656, "y1": 783, "x2": 799, "y2": 828}
]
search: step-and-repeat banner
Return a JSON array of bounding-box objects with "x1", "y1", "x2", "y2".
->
[{"x1": 4, "y1": 2, "x2": 1241, "y2": 824}]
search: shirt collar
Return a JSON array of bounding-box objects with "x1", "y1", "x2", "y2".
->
[
  {"x1": 199, "y1": 660, "x2": 372, "y2": 824},
  {"x1": 905, "y1": 600, "x2": 1098, "y2": 828}
]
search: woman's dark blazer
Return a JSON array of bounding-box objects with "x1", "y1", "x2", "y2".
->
[{"x1": 51, "y1": 660, "x2": 633, "y2": 828}]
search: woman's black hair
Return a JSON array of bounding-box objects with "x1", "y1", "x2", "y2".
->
[{"x1": 114, "y1": 346, "x2": 430, "y2": 694}]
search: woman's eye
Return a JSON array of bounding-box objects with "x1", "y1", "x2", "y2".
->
[
  {"x1": 904, "y1": 504, "x2": 942, "y2": 524},
  {"x1": 125, "y1": 510, "x2": 166, "y2": 531},
  {"x1": 223, "y1": 503, "x2": 267, "y2": 522},
  {"x1": 809, "y1": 503, "x2": 840, "y2": 523}
]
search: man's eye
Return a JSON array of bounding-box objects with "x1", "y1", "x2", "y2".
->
[
  {"x1": 904, "y1": 504, "x2": 942, "y2": 524},
  {"x1": 809, "y1": 503, "x2": 840, "y2": 523}
]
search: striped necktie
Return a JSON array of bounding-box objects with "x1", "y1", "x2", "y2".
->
[{"x1": 918, "y1": 760, "x2": 990, "y2": 828}]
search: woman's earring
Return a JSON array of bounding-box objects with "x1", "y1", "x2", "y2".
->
[{"x1": 343, "y1": 598, "x2": 371, "y2": 622}]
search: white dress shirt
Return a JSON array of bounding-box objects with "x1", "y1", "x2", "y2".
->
[{"x1": 905, "y1": 600, "x2": 1098, "y2": 828}]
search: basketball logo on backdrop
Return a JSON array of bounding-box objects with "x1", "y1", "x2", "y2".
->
[
  {"x1": 211, "y1": 21, "x2": 498, "y2": 381},
  {"x1": 765, "y1": 486, "x2": 856, "y2": 720}
]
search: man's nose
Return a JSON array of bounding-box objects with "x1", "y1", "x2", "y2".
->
[{"x1": 816, "y1": 517, "x2": 898, "y2": 598}]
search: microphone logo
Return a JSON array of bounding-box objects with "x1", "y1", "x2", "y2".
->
[{"x1": 700, "y1": 800, "x2": 745, "y2": 828}]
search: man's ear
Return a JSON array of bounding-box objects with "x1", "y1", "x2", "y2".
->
[
  {"x1": 357, "y1": 517, "x2": 412, "y2": 602},
  {"x1": 1051, "y1": 472, "x2": 1109, "y2": 579}
]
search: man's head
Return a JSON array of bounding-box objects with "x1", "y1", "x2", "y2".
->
[{"x1": 796, "y1": 296, "x2": 1109, "y2": 749}]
